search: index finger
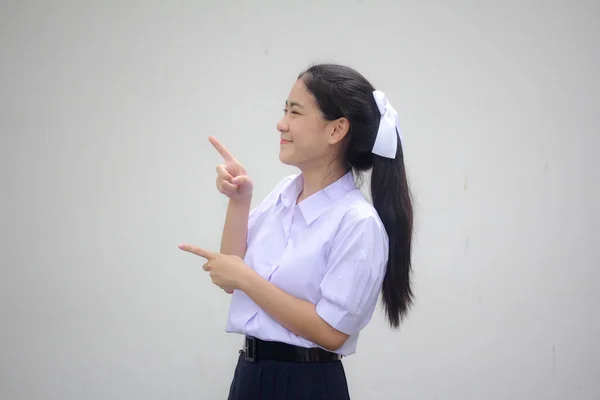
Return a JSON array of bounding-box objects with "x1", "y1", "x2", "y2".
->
[
  {"x1": 178, "y1": 244, "x2": 217, "y2": 259},
  {"x1": 208, "y1": 136, "x2": 235, "y2": 163}
]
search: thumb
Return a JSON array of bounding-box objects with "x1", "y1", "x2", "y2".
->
[{"x1": 232, "y1": 175, "x2": 251, "y2": 185}]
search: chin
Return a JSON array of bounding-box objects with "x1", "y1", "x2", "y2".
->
[
  {"x1": 278, "y1": 148, "x2": 290, "y2": 163},
  {"x1": 278, "y1": 153, "x2": 293, "y2": 166}
]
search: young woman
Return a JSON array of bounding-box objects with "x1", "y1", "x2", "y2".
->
[{"x1": 179, "y1": 63, "x2": 414, "y2": 399}]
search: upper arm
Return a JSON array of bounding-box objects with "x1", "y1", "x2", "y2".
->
[{"x1": 315, "y1": 212, "x2": 389, "y2": 336}]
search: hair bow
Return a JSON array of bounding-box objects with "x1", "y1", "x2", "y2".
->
[{"x1": 371, "y1": 90, "x2": 402, "y2": 159}]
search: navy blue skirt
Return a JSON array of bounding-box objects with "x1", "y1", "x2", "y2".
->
[{"x1": 227, "y1": 351, "x2": 351, "y2": 400}]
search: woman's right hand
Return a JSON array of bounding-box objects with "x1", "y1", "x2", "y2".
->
[{"x1": 209, "y1": 136, "x2": 254, "y2": 201}]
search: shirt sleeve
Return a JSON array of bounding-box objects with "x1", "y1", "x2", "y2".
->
[{"x1": 316, "y1": 212, "x2": 389, "y2": 336}]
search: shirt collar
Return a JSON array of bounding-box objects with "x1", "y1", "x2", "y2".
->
[{"x1": 277, "y1": 171, "x2": 357, "y2": 225}]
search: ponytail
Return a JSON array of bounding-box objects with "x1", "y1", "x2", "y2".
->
[
  {"x1": 298, "y1": 63, "x2": 415, "y2": 328},
  {"x1": 371, "y1": 137, "x2": 413, "y2": 328}
]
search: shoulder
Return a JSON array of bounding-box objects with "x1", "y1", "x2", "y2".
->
[
  {"x1": 329, "y1": 192, "x2": 389, "y2": 253},
  {"x1": 338, "y1": 191, "x2": 386, "y2": 234}
]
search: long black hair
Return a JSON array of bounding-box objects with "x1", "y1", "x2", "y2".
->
[{"x1": 299, "y1": 63, "x2": 414, "y2": 328}]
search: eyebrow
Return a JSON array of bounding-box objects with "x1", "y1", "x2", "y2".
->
[{"x1": 286, "y1": 101, "x2": 304, "y2": 108}]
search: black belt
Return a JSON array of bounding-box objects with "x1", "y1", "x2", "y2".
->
[{"x1": 241, "y1": 336, "x2": 342, "y2": 363}]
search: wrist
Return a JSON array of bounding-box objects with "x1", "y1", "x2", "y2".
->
[
  {"x1": 237, "y1": 266, "x2": 260, "y2": 292},
  {"x1": 230, "y1": 194, "x2": 252, "y2": 206}
]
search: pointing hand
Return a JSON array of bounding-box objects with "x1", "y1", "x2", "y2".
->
[{"x1": 209, "y1": 136, "x2": 253, "y2": 201}]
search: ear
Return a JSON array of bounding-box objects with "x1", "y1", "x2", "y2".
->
[{"x1": 328, "y1": 117, "x2": 350, "y2": 145}]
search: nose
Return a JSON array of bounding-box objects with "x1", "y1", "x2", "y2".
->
[{"x1": 277, "y1": 119, "x2": 289, "y2": 133}]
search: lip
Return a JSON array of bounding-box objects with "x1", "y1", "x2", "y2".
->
[{"x1": 280, "y1": 139, "x2": 292, "y2": 144}]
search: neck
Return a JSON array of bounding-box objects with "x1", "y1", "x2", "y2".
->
[{"x1": 297, "y1": 162, "x2": 348, "y2": 203}]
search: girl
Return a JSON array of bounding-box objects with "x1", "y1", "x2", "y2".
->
[{"x1": 180, "y1": 63, "x2": 414, "y2": 399}]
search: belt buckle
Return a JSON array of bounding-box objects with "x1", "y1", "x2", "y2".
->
[{"x1": 244, "y1": 336, "x2": 256, "y2": 362}]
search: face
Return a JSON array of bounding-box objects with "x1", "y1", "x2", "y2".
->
[{"x1": 276, "y1": 78, "x2": 349, "y2": 170}]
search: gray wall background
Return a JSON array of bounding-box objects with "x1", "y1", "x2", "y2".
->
[{"x1": 1, "y1": 1, "x2": 598, "y2": 399}]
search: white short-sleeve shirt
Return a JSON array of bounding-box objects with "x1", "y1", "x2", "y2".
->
[{"x1": 225, "y1": 171, "x2": 389, "y2": 356}]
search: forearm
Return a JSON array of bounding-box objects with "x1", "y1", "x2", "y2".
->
[
  {"x1": 220, "y1": 197, "x2": 252, "y2": 258},
  {"x1": 239, "y1": 270, "x2": 348, "y2": 351}
]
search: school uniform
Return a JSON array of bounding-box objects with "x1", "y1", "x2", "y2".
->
[{"x1": 226, "y1": 171, "x2": 389, "y2": 400}]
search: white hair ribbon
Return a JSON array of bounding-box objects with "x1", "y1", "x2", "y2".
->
[{"x1": 371, "y1": 90, "x2": 402, "y2": 159}]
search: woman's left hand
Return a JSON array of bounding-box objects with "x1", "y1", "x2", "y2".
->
[{"x1": 178, "y1": 244, "x2": 253, "y2": 292}]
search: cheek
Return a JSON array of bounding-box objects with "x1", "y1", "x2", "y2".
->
[{"x1": 291, "y1": 119, "x2": 323, "y2": 145}]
